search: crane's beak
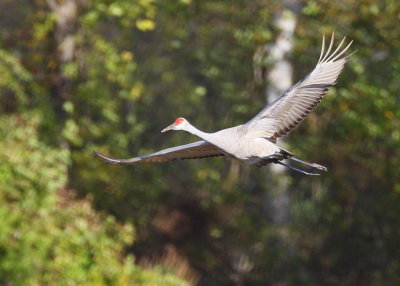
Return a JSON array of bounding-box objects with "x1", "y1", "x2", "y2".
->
[{"x1": 161, "y1": 123, "x2": 175, "y2": 133}]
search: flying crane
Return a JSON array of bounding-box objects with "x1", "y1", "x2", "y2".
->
[{"x1": 95, "y1": 33, "x2": 354, "y2": 175}]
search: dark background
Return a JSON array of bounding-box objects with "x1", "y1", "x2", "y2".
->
[{"x1": 0, "y1": 0, "x2": 399, "y2": 285}]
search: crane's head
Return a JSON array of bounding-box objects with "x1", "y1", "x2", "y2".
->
[{"x1": 161, "y1": 117, "x2": 187, "y2": 132}]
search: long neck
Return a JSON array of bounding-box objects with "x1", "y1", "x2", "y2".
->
[{"x1": 184, "y1": 122, "x2": 213, "y2": 142}]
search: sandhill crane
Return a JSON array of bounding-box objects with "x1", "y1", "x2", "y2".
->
[{"x1": 95, "y1": 33, "x2": 354, "y2": 175}]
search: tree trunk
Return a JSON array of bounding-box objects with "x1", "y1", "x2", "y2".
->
[
  {"x1": 260, "y1": 0, "x2": 301, "y2": 225},
  {"x1": 47, "y1": 0, "x2": 78, "y2": 187},
  {"x1": 47, "y1": 0, "x2": 77, "y2": 122}
]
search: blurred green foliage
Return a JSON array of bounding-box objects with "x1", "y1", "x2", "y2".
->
[
  {"x1": 0, "y1": 113, "x2": 188, "y2": 286},
  {"x1": 0, "y1": 0, "x2": 399, "y2": 285}
]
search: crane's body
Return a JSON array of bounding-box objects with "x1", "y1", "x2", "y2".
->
[
  {"x1": 166, "y1": 122, "x2": 283, "y2": 164},
  {"x1": 95, "y1": 33, "x2": 354, "y2": 175}
]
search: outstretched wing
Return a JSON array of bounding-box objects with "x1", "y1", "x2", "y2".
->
[
  {"x1": 94, "y1": 140, "x2": 225, "y2": 164},
  {"x1": 245, "y1": 33, "x2": 354, "y2": 142}
]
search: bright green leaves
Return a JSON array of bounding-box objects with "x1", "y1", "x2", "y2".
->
[
  {"x1": 302, "y1": 1, "x2": 320, "y2": 16},
  {"x1": 84, "y1": 0, "x2": 156, "y2": 28},
  {"x1": 0, "y1": 112, "x2": 188, "y2": 286},
  {"x1": 0, "y1": 49, "x2": 32, "y2": 108},
  {"x1": 136, "y1": 19, "x2": 156, "y2": 31},
  {"x1": 0, "y1": 114, "x2": 69, "y2": 197}
]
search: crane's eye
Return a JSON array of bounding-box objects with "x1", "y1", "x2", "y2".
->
[{"x1": 175, "y1": 118, "x2": 185, "y2": 125}]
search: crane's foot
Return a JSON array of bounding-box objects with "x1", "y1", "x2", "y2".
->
[
  {"x1": 290, "y1": 157, "x2": 327, "y2": 171},
  {"x1": 275, "y1": 160, "x2": 320, "y2": 176},
  {"x1": 310, "y1": 163, "x2": 327, "y2": 171}
]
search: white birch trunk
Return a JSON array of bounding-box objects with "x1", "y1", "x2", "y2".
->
[{"x1": 263, "y1": 2, "x2": 300, "y2": 225}]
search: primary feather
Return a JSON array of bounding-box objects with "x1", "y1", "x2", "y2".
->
[
  {"x1": 95, "y1": 141, "x2": 224, "y2": 164},
  {"x1": 245, "y1": 32, "x2": 354, "y2": 142}
]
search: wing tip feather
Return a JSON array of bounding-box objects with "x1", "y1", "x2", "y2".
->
[
  {"x1": 94, "y1": 151, "x2": 126, "y2": 164},
  {"x1": 254, "y1": 32, "x2": 354, "y2": 142},
  {"x1": 318, "y1": 33, "x2": 354, "y2": 65},
  {"x1": 345, "y1": 49, "x2": 357, "y2": 59}
]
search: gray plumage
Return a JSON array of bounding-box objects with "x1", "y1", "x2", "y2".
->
[
  {"x1": 95, "y1": 33, "x2": 354, "y2": 175},
  {"x1": 96, "y1": 141, "x2": 224, "y2": 163}
]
